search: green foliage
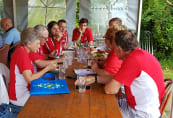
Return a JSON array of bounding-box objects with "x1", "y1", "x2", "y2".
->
[
  {"x1": 141, "y1": 0, "x2": 173, "y2": 59},
  {"x1": 75, "y1": 0, "x2": 79, "y2": 28}
]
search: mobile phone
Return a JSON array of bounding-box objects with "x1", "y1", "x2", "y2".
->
[{"x1": 66, "y1": 75, "x2": 77, "y2": 79}]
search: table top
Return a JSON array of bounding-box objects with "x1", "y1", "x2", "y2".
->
[{"x1": 18, "y1": 60, "x2": 122, "y2": 118}]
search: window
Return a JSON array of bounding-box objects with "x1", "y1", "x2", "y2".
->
[
  {"x1": 28, "y1": 0, "x2": 66, "y2": 27},
  {"x1": 90, "y1": 0, "x2": 128, "y2": 35}
]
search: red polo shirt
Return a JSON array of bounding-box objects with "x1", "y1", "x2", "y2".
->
[
  {"x1": 60, "y1": 30, "x2": 68, "y2": 45},
  {"x1": 72, "y1": 27, "x2": 94, "y2": 43},
  {"x1": 103, "y1": 49, "x2": 122, "y2": 75},
  {"x1": 43, "y1": 37, "x2": 62, "y2": 56},
  {"x1": 29, "y1": 46, "x2": 45, "y2": 72}
]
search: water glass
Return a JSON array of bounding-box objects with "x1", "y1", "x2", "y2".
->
[
  {"x1": 76, "y1": 75, "x2": 86, "y2": 93},
  {"x1": 87, "y1": 59, "x2": 92, "y2": 67},
  {"x1": 63, "y1": 58, "x2": 68, "y2": 69},
  {"x1": 67, "y1": 57, "x2": 73, "y2": 66},
  {"x1": 59, "y1": 64, "x2": 66, "y2": 80}
]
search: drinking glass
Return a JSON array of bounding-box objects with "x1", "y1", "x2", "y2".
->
[
  {"x1": 76, "y1": 75, "x2": 86, "y2": 93},
  {"x1": 59, "y1": 64, "x2": 66, "y2": 80}
]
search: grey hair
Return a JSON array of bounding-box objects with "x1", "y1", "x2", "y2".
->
[
  {"x1": 115, "y1": 30, "x2": 138, "y2": 52},
  {"x1": 21, "y1": 28, "x2": 41, "y2": 46},
  {"x1": 34, "y1": 24, "x2": 47, "y2": 34}
]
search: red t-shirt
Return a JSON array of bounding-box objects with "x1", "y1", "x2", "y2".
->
[
  {"x1": 60, "y1": 30, "x2": 68, "y2": 46},
  {"x1": 29, "y1": 46, "x2": 45, "y2": 62},
  {"x1": 72, "y1": 27, "x2": 94, "y2": 43},
  {"x1": 8, "y1": 46, "x2": 34, "y2": 106},
  {"x1": 103, "y1": 49, "x2": 122, "y2": 75},
  {"x1": 114, "y1": 47, "x2": 165, "y2": 116},
  {"x1": 43, "y1": 37, "x2": 62, "y2": 56},
  {"x1": 29, "y1": 46, "x2": 45, "y2": 72}
]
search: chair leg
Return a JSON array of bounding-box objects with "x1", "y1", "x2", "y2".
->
[{"x1": 171, "y1": 93, "x2": 173, "y2": 118}]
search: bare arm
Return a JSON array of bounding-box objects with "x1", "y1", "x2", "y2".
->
[
  {"x1": 34, "y1": 55, "x2": 64, "y2": 68},
  {"x1": 97, "y1": 75, "x2": 114, "y2": 84},
  {"x1": 92, "y1": 65, "x2": 110, "y2": 76},
  {"x1": 92, "y1": 62, "x2": 112, "y2": 76},
  {"x1": 76, "y1": 28, "x2": 83, "y2": 42},
  {"x1": 75, "y1": 74, "x2": 114, "y2": 86},
  {"x1": 22, "y1": 63, "x2": 58, "y2": 83},
  {"x1": 104, "y1": 79, "x2": 122, "y2": 94}
]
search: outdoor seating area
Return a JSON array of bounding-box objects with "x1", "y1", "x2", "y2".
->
[{"x1": 0, "y1": 0, "x2": 173, "y2": 118}]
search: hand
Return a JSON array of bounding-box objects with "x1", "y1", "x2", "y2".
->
[
  {"x1": 74, "y1": 76, "x2": 95, "y2": 86},
  {"x1": 55, "y1": 31, "x2": 63, "y2": 41},
  {"x1": 91, "y1": 63, "x2": 99, "y2": 72},
  {"x1": 78, "y1": 28, "x2": 83, "y2": 34},
  {"x1": 47, "y1": 63, "x2": 58, "y2": 71},
  {"x1": 105, "y1": 48, "x2": 111, "y2": 53},
  {"x1": 57, "y1": 55, "x2": 65, "y2": 63},
  {"x1": 49, "y1": 50, "x2": 58, "y2": 58}
]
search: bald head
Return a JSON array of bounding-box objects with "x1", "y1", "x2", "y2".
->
[
  {"x1": 1, "y1": 17, "x2": 13, "y2": 31},
  {"x1": 109, "y1": 17, "x2": 122, "y2": 28}
]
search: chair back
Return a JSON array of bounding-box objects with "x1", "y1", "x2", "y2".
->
[
  {"x1": 160, "y1": 78, "x2": 173, "y2": 118},
  {"x1": 0, "y1": 45, "x2": 10, "y2": 66}
]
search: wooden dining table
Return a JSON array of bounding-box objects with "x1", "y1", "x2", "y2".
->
[{"x1": 18, "y1": 59, "x2": 122, "y2": 118}]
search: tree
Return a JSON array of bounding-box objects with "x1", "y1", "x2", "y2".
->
[{"x1": 140, "y1": 0, "x2": 173, "y2": 59}]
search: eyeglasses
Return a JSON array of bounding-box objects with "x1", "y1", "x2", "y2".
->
[{"x1": 42, "y1": 37, "x2": 48, "y2": 40}]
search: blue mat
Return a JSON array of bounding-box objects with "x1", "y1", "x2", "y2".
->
[{"x1": 30, "y1": 73, "x2": 70, "y2": 95}]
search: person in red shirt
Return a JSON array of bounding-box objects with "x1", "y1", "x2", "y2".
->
[
  {"x1": 92, "y1": 18, "x2": 126, "y2": 76},
  {"x1": 58, "y1": 19, "x2": 68, "y2": 50},
  {"x1": 29, "y1": 25, "x2": 64, "y2": 72},
  {"x1": 72, "y1": 18, "x2": 93, "y2": 46},
  {"x1": 43, "y1": 21, "x2": 63, "y2": 57},
  {"x1": 78, "y1": 30, "x2": 165, "y2": 118},
  {"x1": 92, "y1": 26, "x2": 125, "y2": 76},
  {"x1": 97, "y1": 17, "x2": 123, "y2": 53},
  {"x1": 8, "y1": 28, "x2": 57, "y2": 106}
]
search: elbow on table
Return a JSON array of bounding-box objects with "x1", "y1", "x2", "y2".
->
[
  {"x1": 104, "y1": 88, "x2": 119, "y2": 95},
  {"x1": 104, "y1": 80, "x2": 121, "y2": 95}
]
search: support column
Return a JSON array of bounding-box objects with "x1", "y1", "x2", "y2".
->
[{"x1": 66, "y1": 0, "x2": 76, "y2": 45}]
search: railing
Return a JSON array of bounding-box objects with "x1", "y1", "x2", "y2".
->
[
  {"x1": 139, "y1": 31, "x2": 153, "y2": 54},
  {"x1": 93, "y1": 31, "x2": 154, "y2": 55},
  {"x1": 93, "y1": 33, "x2": 105, "y2": 47}
]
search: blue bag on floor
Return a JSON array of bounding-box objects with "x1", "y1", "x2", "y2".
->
[
  {"x1": 30, "y1": 73, "x2": 70, "y2": 95},
  {"x1": 0, "y1": 103, "x2": 22, "y2": 118}
]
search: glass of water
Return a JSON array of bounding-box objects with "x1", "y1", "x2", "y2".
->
[
  {"x1": 59, "y1": 64, "x2": 66, "y2": 80},
  {"x1": 76, "y1": 75, "x2": 86, "y2": 93}
]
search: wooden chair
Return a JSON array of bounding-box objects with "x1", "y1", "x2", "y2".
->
[
  {"x1": 160, "y1": 78, "x2": 173, "y2": 118},
  {"x1": 0, "y1": 45, "x2": 10, "y2": 66}
]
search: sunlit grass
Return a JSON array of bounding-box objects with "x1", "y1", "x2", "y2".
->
[{"x1": 159, "y1": 57, "x2": 173, "y2": 79}]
